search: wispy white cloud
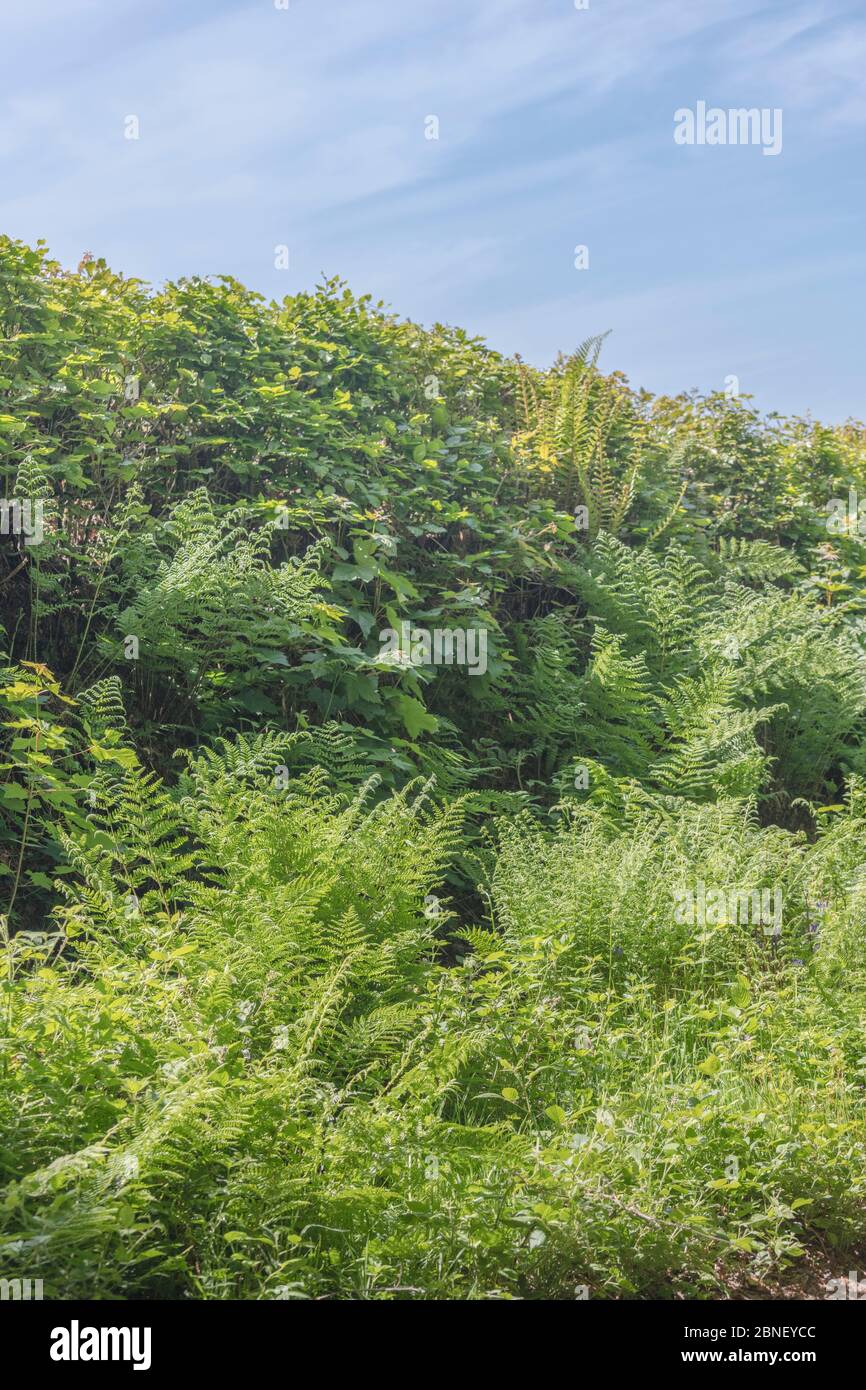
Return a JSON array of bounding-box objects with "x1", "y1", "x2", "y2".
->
[{"x1": 713, "y1": 3, "x2": 866, "y2": 131}]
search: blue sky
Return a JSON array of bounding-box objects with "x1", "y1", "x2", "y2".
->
[{"x1": 1, "y1": 0, "x2": 864, "y2": 420}]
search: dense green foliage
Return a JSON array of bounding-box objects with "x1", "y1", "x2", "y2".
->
[{"x1": 2, "y1": 235, "x2": 866, "y2": 1299}]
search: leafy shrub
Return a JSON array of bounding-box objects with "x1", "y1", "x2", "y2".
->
[{"x1": 2, "y1": 236, "x2": 866, "y2": 1299}]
